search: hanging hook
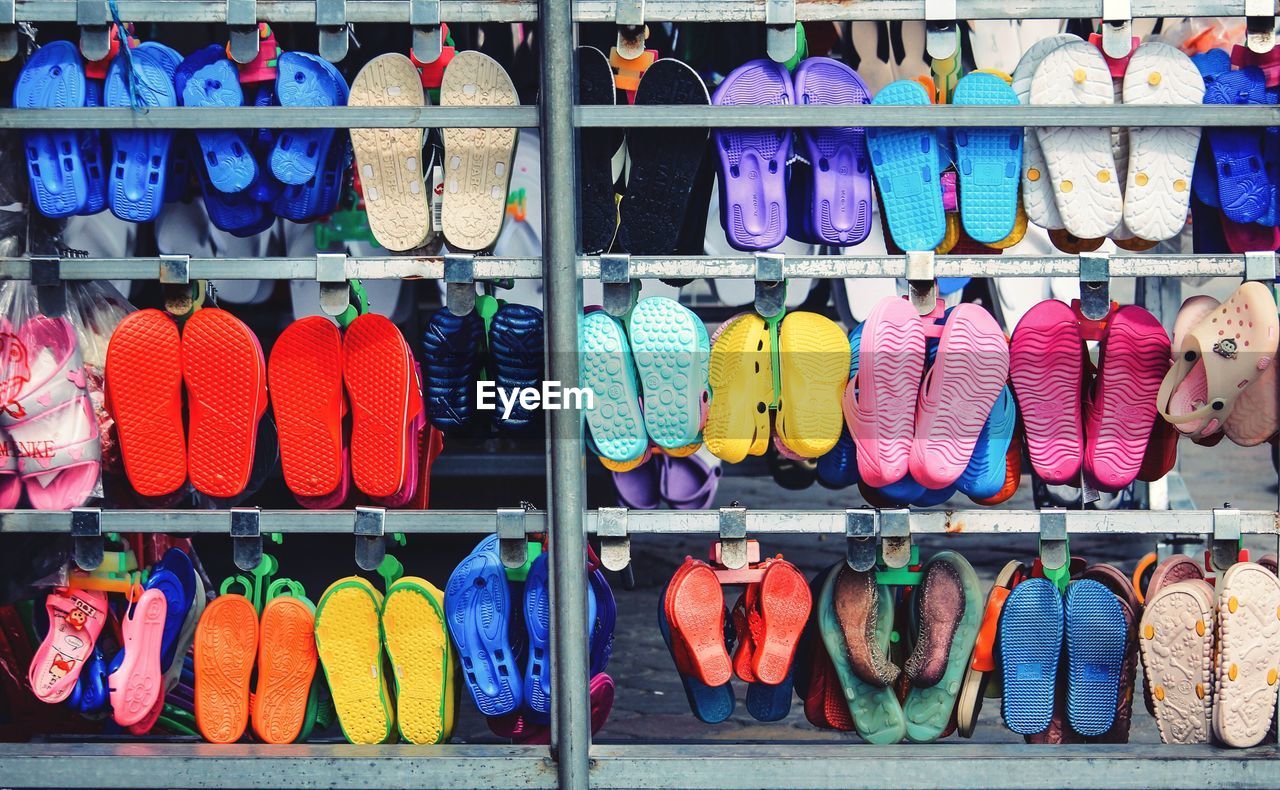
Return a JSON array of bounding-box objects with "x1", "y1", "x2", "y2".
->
[{"x1": 445, "y1": 253, "x2": 477, "y2": 316}]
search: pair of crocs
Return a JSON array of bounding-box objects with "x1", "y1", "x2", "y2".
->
[
  {"x1": 613, "y1": 448, "x2": 720, "y2": 510},
  {"x1": 270, "y1": 314, "x2": 425, "y2": 507}
]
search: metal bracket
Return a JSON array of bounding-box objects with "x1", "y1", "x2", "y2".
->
[
  {"x1": 597, "y1": 507, "x2": 631, "y2": 572},
  {"x1": 410, "y1": 0, "x2": 442, "y2": 64},
  {"x1": 1210, "y1": 507, "x2": 1241, "y2": 576},
  {"x1": 615, "y1": 0, "x2": 647, "y2": 60},
  {"x1": 77, "y1": 0, "x2": 111, "y2": 62},
  {"x1": 316, "y1": 253, "x2": 350, "y2": 316},
  {"x1": 70, "y1": 507, "x2": 103, "y2": 571},
  {"x1": 764, "y1": 0, "x2": 797, "y2": 64},
  {"x1": 924, "y1": 0, "x2": 958, "y2": 60},
  {"x1": 354, "y1": 506, "x2": 386, "y2": 571},
  {"x1": 845, "y1": 509, "x2": 877, "y2": 572},
  {"x1": 1245, "y1": 250, "x2": 1277, "y2": 283},
  {"x1": 905, "y1": 251, "x2": 937, "y2": 315},
  {"x1": 1079, "y1": 252, "x2": 1111, "y2": 320},
  {"x1": 0, "y1": 0, "x2": 16, "y2": 62},
  {"x1": 718, "y1": 506, "x2": 748, "y2": 570},
  {"x1": 497, "y1": 507, "x2": 529, "y2": 569},
  {"x1": 600, "y1": 253, "x2": 637, "y2": 317},
  {"x1": 1039, "y1": 508, "x2": 1069, "y2": 572},
  {"x1": 31, "y1": 257, "x2": 65, "y2": 318},
  {"x1": 754, "y1": 252, "x2": 786, "y2": 318},
  {"x1": 1101, "y1": 0, "x2": 1133, "y2": 59},
  {"x1": 1246, "y1": 0, "x2": 1278, "y2": 54},
  {"x1": 231, "y1": 507, "x2": 263, "y2": 572},
  {"x1": 159, "y1": 254, "x2": 196, "y2": 317},
  {"x1": 879, "y1": 509, "x2": 912, "y2": 569},
  {"x1": 226, "y1": 0, "x2": 260, "y2": 64},
  {"x1": 445, "y1": 253, "x2": 477, "y2": 317},
  {"x1": 316, "y1": 0, "x2": 348, "y2": 63}
]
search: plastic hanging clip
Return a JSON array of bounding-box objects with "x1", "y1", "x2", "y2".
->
[
  {"x1": 615, "y1": 0, "x2": 647, "y2": 61},
  {"x1": 1100, "y1": 0, "x2": 1133, "y2": 60},
  {"x1": 31, "y1": 257, "x2": 65, "y2": 318},
  {"x1": 924, "y1": 0, "x2": 958, "y2": 60},
  {"x1": 497, "y1": 507, "x2": 530, "y2": 570},
  {"x1": 1078, "y1": 251, "x2": 1111, "y2": 321},
  {"x1": 0, "y1": 0, "x2": 16, "y2": 62},
  {"x1": 600, "y1": 253, "x2": 638, "y2": 317},
  {"x1": 754, "y1": 252, "x2": 786, "y2": 318},
  {"x1": 354, "y1": 506, "x2": 386, "y2": 571},
  {"x1": 315, "y1": 0, "x2": 348, "y2": 63},
  {"x1": 845, "y1": 509, "x2": 877, "y2": 572},
  {"x1": 230, "y1": 507, "x2": 263, "y2": 572},
  {"x1": 1246, "y1": 0, "x2": 1278, "y2": 55},
  {"x1": 718, "y1": 506, "x2": 749, "y2": 570},
  {"x1": 445, "y1": 253, "x2": 477, "y2": 317},
  {"x1": 316, "y1": 253, "x2": 351, "y2": 317},
  {"x1": 77, "y1": 0, "x2": 111, "y2": 62},
  {"x1": 764, "y1": 0, "x2": 797, "y2": 65},
  {"x1": 879, "y1": 508, "x2": 912, "y2": 570},
  {"x1": 410, "y1": 0, "x2": 442, "y2": 65},
  {"x1": 226, "y1": 0, "x2": 259, "y2": 64},
  {"x1": 597, "y1": 506, "x2": 631, "y2": 572},
  {"x1": 905, "y1": 251, "x2": 937, "y2": 316},
  {"x1": 1039, "y1": 508, "x2": 1070, "y2": 594},
  {"x1": 1210, "y1": 507, "x2": 1242, "y2": 580},
  {"x1": 70, "y1": 507, "x2": 104, "y2": 572}
]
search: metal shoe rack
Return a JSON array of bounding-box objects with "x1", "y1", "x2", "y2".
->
[{"x1": 1, "y1": 1, "x2": 1280, "y2": 788}]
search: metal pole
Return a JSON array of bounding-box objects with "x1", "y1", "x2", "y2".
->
[{"x1": 538, "y1": 1, "x2": 590, "y2": 788}]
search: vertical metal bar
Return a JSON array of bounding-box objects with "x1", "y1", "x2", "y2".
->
[{"x1": 539, "y1": 0, "x2": 590, "y2": 788}]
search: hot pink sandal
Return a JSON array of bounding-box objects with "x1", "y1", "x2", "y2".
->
[
  {"x1": 0, "y1": 430, "x2": 19, "y2": 508},
  {"x1": 108, "y1": 587, "x2": 168, "y2": 727},
  {"x1": 1009, "y1": 300, "x2": 1084, "y2": 484},
  {"x1": 27, "y1": 588, "x2": 108, "y2": 703},
  {"x1": 846, "y1": 296, "x2": 925, "y2": 487}
]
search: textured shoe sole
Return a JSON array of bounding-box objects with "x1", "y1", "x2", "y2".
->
[
  {"x1": 343, "y1": 314, "x2": 416, "y2": 499},
  {"x1": 578, "y1": 46, "x2": 620, "y2": 255},
  {"x1": 106, "y1": 309, "x2": 187, "y2": 498},
  {"x1": 523, "y1": 554, "x2": 552, "y2": 715},
  {"x1": 953, "y1": 73, "x2": 1022, "y2": 243},
  {"x1": 349, "y1": 54, "x2": 430, "y2": 252},
  {"x1": 667, "y1": 563, "x2": 733, "y2": 687},
  {"x1": 182, "y1": 308, "x2": 267, "y2": 500},
  {"x1": 194, "y1": 594, "x2": 258, "y2": 744},
  {"x1": 1009, "y1": 300, "x2": 1083, "y2": 484},
  {"x1": 104, "y1": 46, "x2": 175, "y2": 223},
  {"x1": 252, "y1": 597, "x2": 317, "y2": 744},
  {"x1": 705, "y1": 314, "x2": 773, "y2": 464},
  {"x1": 867, "y1": 81, "x2": 946, "y2": 251},
  {"x1": 315, "y1": 578, "x2": 393, "y2": 744},
  {"x1": 999, "y1": 578, "x2": 1064, "y2": 735},
  {"x1": 270, "y1": 52, "x2": 340, "y2": 186},
  {"x1": 904, "y1": 552, "x2": 983, "y2": 743},
  {"x1": 1140, "y1": 581, "x2": 1214, "y2": 744},
  {"x1": 16, "y1": 41, "x2": 89, "y2": 218},
  {"x1": 777, "y1": 312, "x2": 850, "y2": 459},
  {"x1": 440, "y1": 51, "x2": 518, "y2": 252},
  {"x1": 109, "y1": 588, "x2": 167, "y2": 727},
  {"x1": 1013, "y1": 34, "x2": 1076, "y2": 231},
  {"x1": 1064, "y1": 579, "x2": 1128, "y2": 736},
  {"x1": 753, "y1": 561, "x2": 811, "y2": 685},
  {"x1": 183, "y1": 57, "x2": 257, "y2": 194},
  {"x1": 383, "y1": 579, "x2": 450, "y2": 744},
  {"x1": 444, "y1": 537, "x2": 522, "y2": 717},
  {"x1": 1031, "y1": 41, "x2": 1123, "y2": 238},
  {"x1": 848, "y1": 296, "x2": 925, "y2": 487},
  {"x1": 1213, "y1": 563, "x2": 1280, "y2": 748},
  {"x1": 629, "y1": 297, "x2": 710, "y2": 450},
  {"x1": 580, "y1": 311, "x2": 647, "y2": 463},
  {"x1": 269, "y1": 317, "x2": 345, "y2": 498}
]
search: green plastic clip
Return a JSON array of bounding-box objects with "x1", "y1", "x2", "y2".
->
[
  {"x1": 874, "y1": 545, "x2": 923, "y2": 586},
  {"x1": 336, "y1": 280, "x2": 370, "y2": 329},
  {"x1": 1039, "y1": 511, "x2": 1071, "y2": 596},
  {"x1": 377, "y1": 554, "x2": 405, "y2": 593},
  {"x1": 219, "y1": 553, "x2": 279, "y2": 613},
  {"x1": 782, "y1": 22, "x2": 808, "y2": 72},
  {"x1": 504, "y1": 541, "x2": 543, "y2": 583},
  {"x1": 264, "y1": 577, "x2": 307, "y2": 603},
  {"x1": 765, "y1": 309, "x2": 785, "y2": 409}
]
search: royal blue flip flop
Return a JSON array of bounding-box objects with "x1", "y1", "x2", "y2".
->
[
  {"x1": 956, "y1": 385, "x2": 1016, "y2": 501},
  {"x1": 523, "y1": 552, "x2": 598, "y2": 717},
  {"x1": 657, "y1": 585, "x2": 735, "y2": 724},
  {"x1": 1203, "y1": 65, "x2": 1270, "y2": 224},
  {"x1": 746, "y1": 669, "x2": 793, "y2": 722},
  {"x1": 79, "y1": 78, "x2": 109, "y2": 215},
  {"x1": 199, "y1": 161, "x2": 274, "y2": 237},
  {"x1": 998, "y1": 577, "x2": 1064, "y2": 735},
  {"x1": 1064, "y1": 579, "x2": 1127, "y2": 737},
  {"x1": 589, "y1": 567, "x2": 616, "y2": 676},
  {"x1": 105, "y1": 42, "x2": 181, "y2": 222},
  {"x1": 15, "y1": 40, "x2": 89, "y2": 218},
  {"x1": 952, "y1": 72, "x2": 1022, "y2": 244},
  {"x1": 176, "y1": 45, "x2": 258, "y2": 195},
  {"x1": 273, "y1": 133, "x2": 349, "y2": 221},
  {"x1": 271, "y1": 52, "x2": 348, "y2": 186},
  {"x1": 445, "y1": 534, "x2": 523, "y2": 716},
  {"x1": 867, "y1": 80, "x2": 946, "y2": 251}
]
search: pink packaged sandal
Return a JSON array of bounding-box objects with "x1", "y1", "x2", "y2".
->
[
  {"x1": 109, "y1": 587, "x2": 168, "y2": 727},
  {"x1": 846, "y1": 296, "x2": 925, "y2": 487},
  {"x1": 1009, "y1": 300, "x2": 1085, "y2": 484},
  {"x1": 0, "y1": 431, "x2": 19, "y2": 508},
  {"x1": 27, "y1": 588, "x2": 108, "y2": 703}
]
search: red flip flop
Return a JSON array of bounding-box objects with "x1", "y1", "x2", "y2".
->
[
  {"x1": 269, "y1": 317, "x2": 346, "y2": 499},
  {"x1": 181, "y1": 309, "x2": 268, "y2": 499},
  {"x1": 664, "y1": 559, "x2": 732, "y2": 686},
  {"x1": 751, "y1": 558, "x2": 811, "y2": 685},
  {"x1": 343, "y1": 314, "x2": 421, "y2": 499}
]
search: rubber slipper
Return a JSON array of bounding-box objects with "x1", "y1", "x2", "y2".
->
[
  {"x1": 164, "y1": 569, "x2": 204, "y2": 691},
  {"x1": 660, "y1": 450, "x2": 721, "y2": 510},
  {"x1": 197, "y1": 158, "x2": 274, "y2": 237},
  {"x1": 105, "y1": 42, "x2": 180, "y2": 222},
  {"x1": 15, "y1": 40, "x2": 89, "y2": 218},
  {"x1": 580, "y1": 311, "x2": 647, "y2": 464},
  {"x1": 343, "y1": 313, "x2": 422, "y2": 499},
  {"x1": 772, "y1": 311, "x2": 850, "y2": 459},
  {"x1": 657, "y1": 584, "x2": 734, "y2": 724},
  {"x1": 711, "y1": 59, "x2": 793, "y2": 251},
  {"x1": 421, "y1": 308, "x2": 485, "y2": 434},
  {"x1": 489, "y1": 303, "x2": 545, "y2": 433},
  {"x1": 348, "y1": 53, "x2": 430, "y2": 251},
  {"x1": 270, "y1": 52, "x2": 346, "y2": 186},
  {"x1": 67, "y1": 644, "x2": 111, "y2": 716},
  {"x1": 269, "y1": 316, "x2": 346, "y2": 499},
  {"x1": 628, "y1": 296, "x2": 709, "y2": 450},
  {"x1": 665, "y1": 558, "x2": 732, "y2": 686},
  {"x1": 613, "y1": 454, "x2": 662, "y2": 509},
  {"x1": 847, "y1": 296, "x2": 925, "y2": 487},
  {"x1": 444, "y1": 534, "x2": 522, "y2": 717},
  {"x1": 802, "y1": 632, "x2": 856, "y2": 731},
  {"x1": 903, "y1": 551, "x2": 982, "y2": 742},
  {"x1": 250, "y1": 590, "x2": 317, "y2": 744},
  {"x1": 314, "y1": 577, "x2": 393, "y2": 744},
  {"x1": 181, "y1": 308, "x2": 268, "y2": 500},
  {"x1": 382, "y1": 576, "x2": 451, "y2": 744},
  {"x1": 791, "y1": 56, "x2": 873, "y2": 246},
  {"x1": 75, "y1": 66, "x2": 110, "y2": 215},
  {"x1": 1009, "y1": 299, "x2": 1084, "y2": 484},
  {"x1": 369, "y1": 395, "x2": 423, "y2": 509},
  {"x1": 1078, "y1": 564, "x2": 1140, "y2": 743},
  {"x1": 818, "y1": 563, "x2": 906, "y2": 744},
  {"x1": 576, "y1": 47, "x2": 621, "y2": 254},
  {"x1": 273, "y1": 131, "x2": 349, "y2": 222},
  {"x1": 1083, "y1": 305, "x2": 1171, "y2": 491},
  {"x1": 617, "y1": 58, "x2": 709, "y2": 256},
  {"x1": 1030, "y1": 40, "x2": 1123, "y2": 238},
  {"x1": 705, "y1": 313, "x2": 773, "y2": 464},
  {"x1": 1140, "y1": 578, "x2": 1215, "y2": 743},
  {"x1": 1203, "y1": 66, "x2": 1271, "y2": 225},
  {"x1": 817, "y1": 324, "x2": 862, "y2": 489},
  {"x1": 867, "y1": 80, "x2": 946, "y2": 251},
  {"x1": 175, "y1": 45, "x2": 258, "y2": 194},
  {"x1": 439, "y1": 50, "x2": 518, "y2": 252},
  {"x1": 590, "y1": 566, "x2": 616, "y2": 676},
  {"x1": 956, "y1": 560, "x2": 1024, "y2": 738},
  {"x1": 730, "y1": 590, "x2": 757, "y2": 683},
  {"x1": 509, "y1": 672, "x2": 616, "y2": 744},
  {"x1": 1157, "y1": 281, "x2": 1279, "y2": 439},
  {"x1": 1062, "y1": 579, "x2": 1128, "y2": 736},
  {"x1": 520, "y1": 555, "x2": 597, "y2": 720},
  {"x1": 999, "y1": 577, "x2": 1064, "y2": 735},
  {"x1": 144, "y1": 548, "x2": 196, "y2": 673},
  {"x1": 1213, "y1": 561, "x2": 1280, "y2": 747},
  {"x1": 194, "y1": 593, "x2": 257, "y2": 742},
  {"x1": 27, "y1": 588, "x2": 107, "y2": 704},
  {"x1": 748, "y1": 559, "x2": 811, "y2": 685},
  {"x1": 1013, "y1": 35, "x2": 1077, "y2": 231},
  {"x1": 956, "y1": 385, "x2": 1016, "y2": 500},
  {"x1": 952, "y1": 73, "x2": 1022, "y2": 243},
  {"x1": 108, "y1": 587, "x2": 168, "y2": 727}
]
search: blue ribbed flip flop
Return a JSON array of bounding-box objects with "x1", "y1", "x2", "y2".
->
[
  {"x1": 14, "y1": 41, "x2": 89, "y2": 218},
  {"x1": 658, "y1": 585, "x2": 735, "y2": 724},
  {"x1": 105, "y1": 42, "x2": 181, "y2": 222},
  {"x1": 998, "y1": 577, "x2": 1064, "y2": 735},
  {"x1": 628, "y1": 297, "x2": 709, "y2": 450},
  {"x1": 273, "y1": 133, "x2": 349, "y2": 221},
  {"x1": 200, "y1": 165, "x2": 275, "y2": 236},
  {"x1": 952, "y1": 73, "x2": 1022, "y2": 244},
  {"x1": 271, "y1": 52, "x2": 347, "y2": 186},
  {"x1": 1064, "y1": 579, "x2": 1127, "y2": 737},
  {"x1": 867, "y1": 80, "x2": 946, "y2": 251},
  {"x1": 589, "y1": 567, "x2": 616, "y2": 676},
  {"x1": 817, "y1": 323, "x2": 861, "y2": 489},
  {"x1": 79, "y1": 78, "x2": 108, "y2": 215},
  {"x1": 445, "y1": 534, "x2": 523, "y2": 717},
  {"x1": 580, "y1": 311, "x2": 647, "y2": 463},
  {"x1": 1203, "y1": 65, "x2": 1270, "y2": 224},
  {"x1": 523, "y1": 552, "x2": 598, "y2": 717},
  {"x1": 956, "y1": 385, "x2": 1016, "y2": 500},
  {"x1": 176, "y1": 45, "x2": 258, "y2": 194}
]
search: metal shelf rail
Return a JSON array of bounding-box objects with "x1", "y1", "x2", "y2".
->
[{"x1": 2, "y1": 1, "x2": 1280, "y2": 789}]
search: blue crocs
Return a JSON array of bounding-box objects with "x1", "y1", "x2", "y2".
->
[
  {"x1": 489, "y1": 303, "x2": 546, "y2": 433},
  {"x1": 867, "y1": 80, "x2": 946, "y2": 251},
  {"x1": 580, "y1": 311, "x2": 647, "y2": 463},
  {"x1": 952, "y1": 73, "x2": 1022, "y2": 244},
  {"x1": 1064, "y1": 579, "x2": 1127, "y2": 737},
  {"x1": 445, "y1": 534, "x2": 523, "y2": 717},
  {"x1": 998, "y1": 577, "x2": 1064, "y2": 735},
  {"x1": 657, "y1": 585, "x2": 735, "y2": 724},
  {"x1": 956, "y1": 385, "x2": 1016, "y2": 501},
  {"x1": 817, "y1": 323, "x2": 861, "y2": 489},
  {"x1": 1203, "y1": 65, "x2": 1271, "y2": 224},
  {"x1": 105, "y1": 42, "x2": 181, "y2": 222},
  {"x1": 523, "y1": 552, "x2": 598, "y2": 717},
  {"x1": 14, "y1": 41, "x2": 89, "y2": 218},
  {"x1": 271, "y1": 52, "x2": 348, "y2": 186},
  {"x1": 421, "y1": 308, "x2": 486, "y2": 433},
  {"x1": 176, "y1": 46, "x2": 258, "y2": 195},
  {"x1": 274, "y1": 134, "x2": 350, "y2": 222}
]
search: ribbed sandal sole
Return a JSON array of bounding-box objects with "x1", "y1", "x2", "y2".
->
[
  {"x1": 1064, "y1": 579, "x2": 1128, "y2": 736},
  {"x1": 383, "y1": 578, "x2": 451, "y2": 744},
  {"x1": 315, "y1": 578, "x2": 394, "y2": 744}
]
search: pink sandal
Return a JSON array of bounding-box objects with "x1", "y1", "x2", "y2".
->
[
  {"x1": 0, "y1": 430, "x2": 19, "y2": 508},
  {"x1": 846, "y1": 296, "x2": 925, "y2": 487},
  {"x1": 109, "y1": 587, "x2": 168, "y2": 727},
  {"x1": 27, "y1": 588, "x2": 108, "y2": 703},
  {"x1": 1009, "y1": 300, "x2": 1085, "y2": 484}
]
